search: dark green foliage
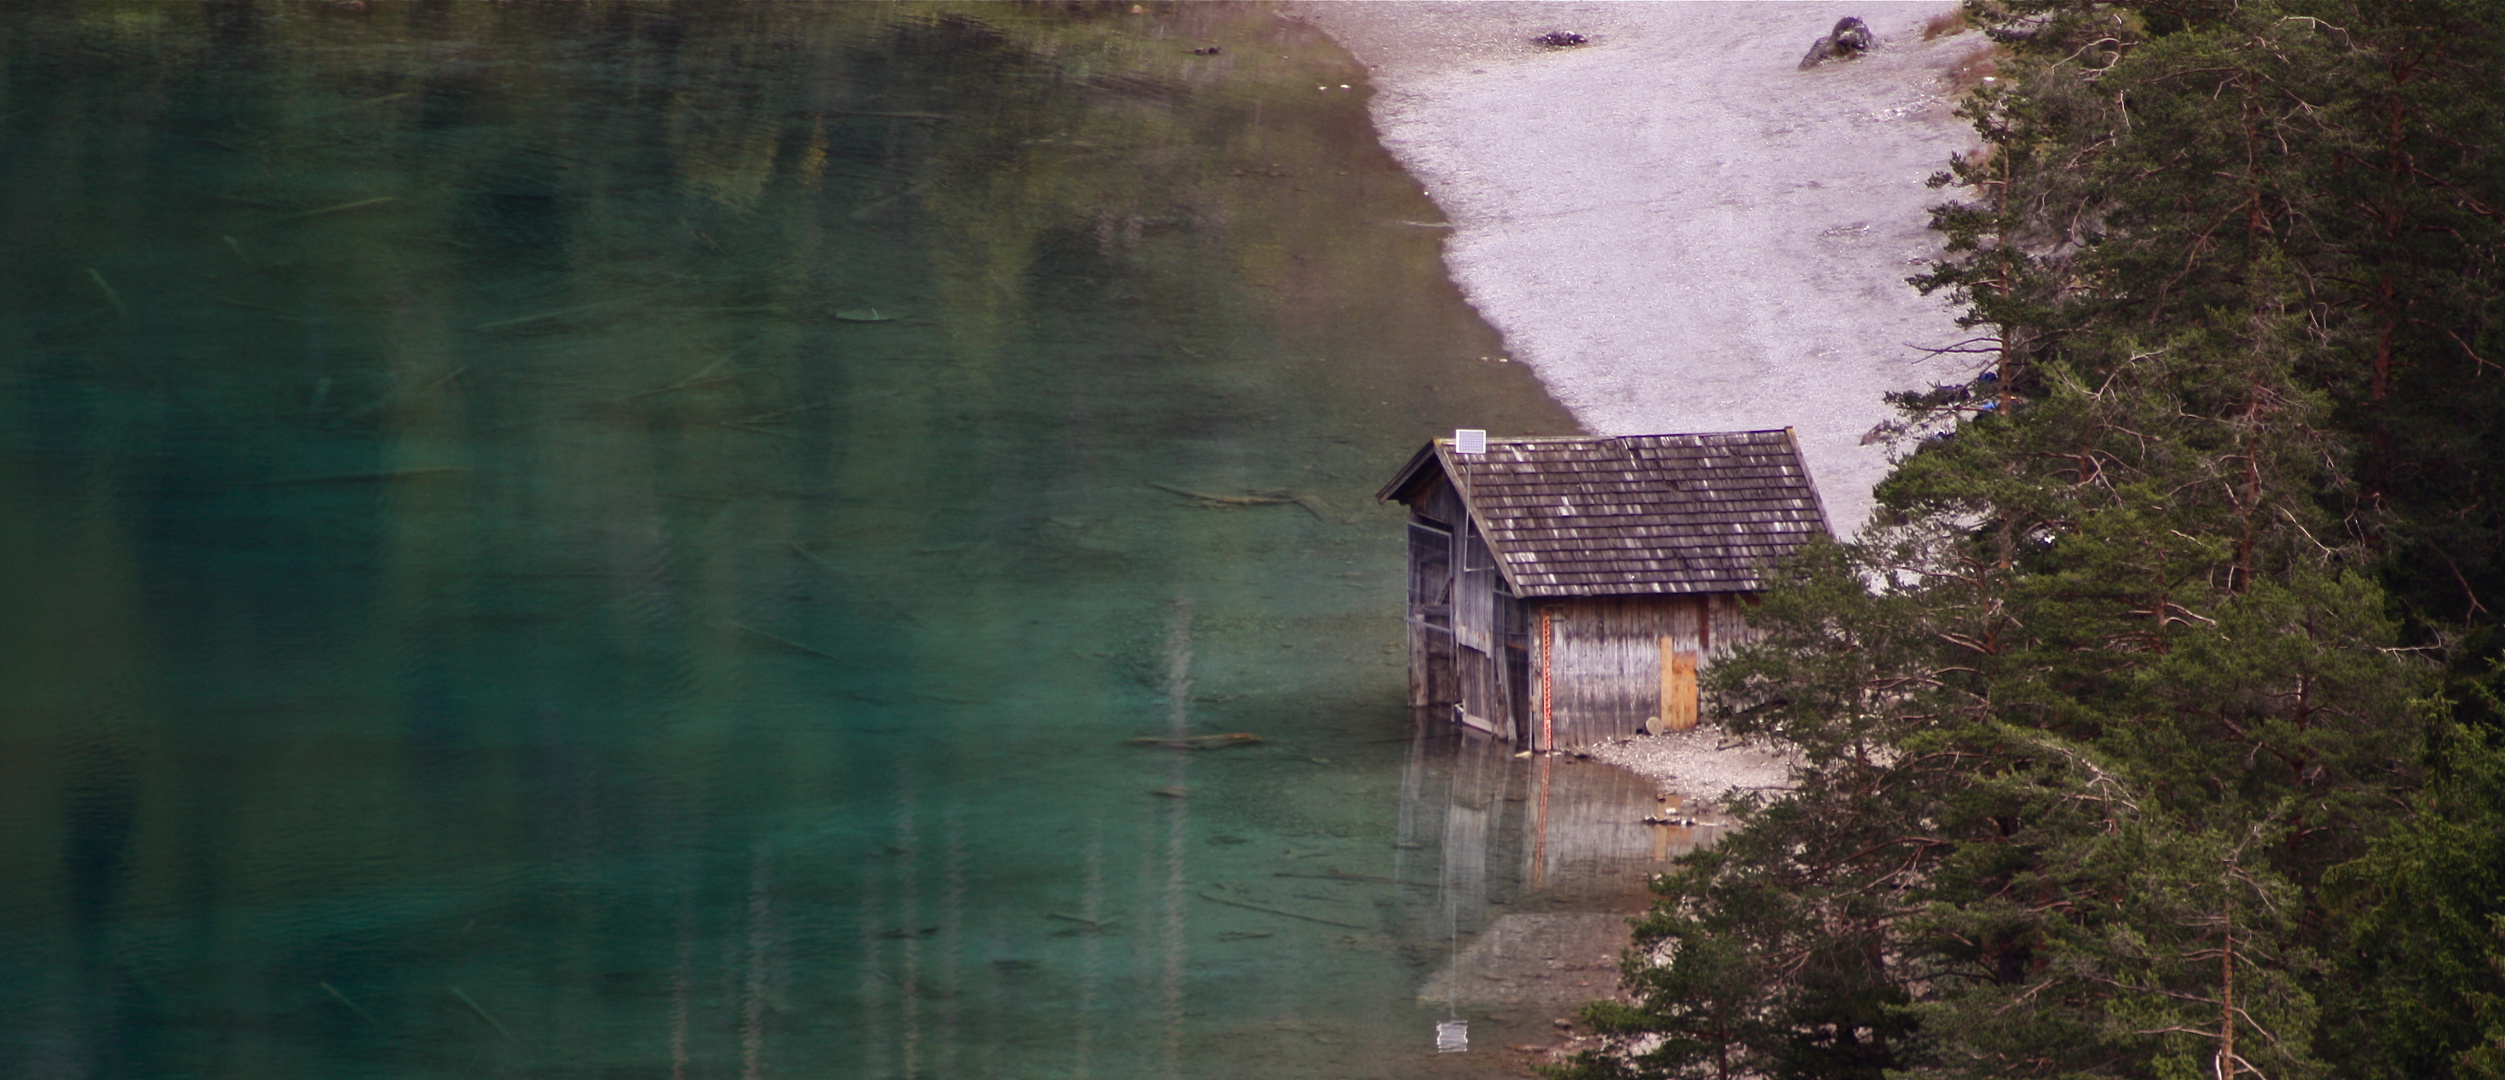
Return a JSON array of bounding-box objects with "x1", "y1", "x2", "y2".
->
[
  {"x1": 1921, "y1": 0, "x2": 2505, "y2": 689},
  {"x1": 2322, "y1": 691, "x2": 2505, "y2": 1080},
  {"x1": 1568, "y1": 2, "x2": 2505, "y2": 1078}
]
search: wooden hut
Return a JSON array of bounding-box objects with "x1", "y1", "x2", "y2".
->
[{"x1": 1377, "y1": 430, "x2": 1831, "y2": 749}]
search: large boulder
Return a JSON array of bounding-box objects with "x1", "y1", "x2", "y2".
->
[{"x1": 1797, "y1": 16, "x2": 1874, "y2": 69}]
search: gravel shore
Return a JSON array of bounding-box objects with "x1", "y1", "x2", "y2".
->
[{"x1": 1583, "y1": 725, "x2": 1799, "y2": 811}]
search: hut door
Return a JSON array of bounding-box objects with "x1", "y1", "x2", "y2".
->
[
  {"x1": 1658, "y1": 638, "x2": 1698, "y2": 732},
  {"x1": 1406, "y1": 521, "x2": 1456, "y2": 706},
  {"x1": 1457, "y1": 646, "x2": 1497, "y2": 734}
]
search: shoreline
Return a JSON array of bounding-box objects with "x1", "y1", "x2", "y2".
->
[
  {"x1": 1288, "y1": 6, "x2": 1981, "y2": 1049},
  {"x1": 1584, "y1": 725, "x2": 1798, "y2": 812}
]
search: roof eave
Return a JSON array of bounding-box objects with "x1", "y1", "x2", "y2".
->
[
  {"x1": 1375, "y1": 440, "x2": 1446, "y2": 503},
  {"x1": 1513, "y1": 579, "x2": 1767, "y2": 600},
  {"x1": 1785, "y1": 426, "x2": 1838, "y2": 539},
  {"x1": 1430, "y1": 442, "x2": 1544, "y2": 597}
]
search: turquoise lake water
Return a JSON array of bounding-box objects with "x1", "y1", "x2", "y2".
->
[{"x1": 0, "y1": 4, "x2": 1707, "y2": 1077}]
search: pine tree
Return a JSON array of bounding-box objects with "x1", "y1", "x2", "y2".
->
[{"x1": 1558, "y1": 2, "x2": 2505, "y2": 1076}]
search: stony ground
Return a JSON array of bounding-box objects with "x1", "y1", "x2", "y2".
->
[{"x1": 1584, "y1": 724, "x2": 1800, "y2": 811}]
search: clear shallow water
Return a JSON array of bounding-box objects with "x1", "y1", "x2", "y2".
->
[{"x1": 0, "y1": 4, "x2": 1689, "y2": 1077}]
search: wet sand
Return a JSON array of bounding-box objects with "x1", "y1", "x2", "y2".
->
[{"x1": 1294, "y1": 1, "x2": 1981, "y2": 533}]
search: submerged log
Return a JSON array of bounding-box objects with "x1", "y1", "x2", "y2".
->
[
  {"x1": 1147, "y1": 482, "x2": 1304, "y2": 509},
  {"x1": 277, "y1": 195, "x2": 396, "y2": 221},
  {"x1": 1193, "y1": 891, "x2": 1370, "y2": 930},
  {"x1": 1127, "y1": 732, "x2": 1263, "y2": 750},
  {"x1": 246, "y1": 466, "x2": 469, "y2": 487}
]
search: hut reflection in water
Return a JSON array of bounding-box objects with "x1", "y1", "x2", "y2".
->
[{"x1": 1394, "y1": 717, "x2": 1729, "y2": 1005}]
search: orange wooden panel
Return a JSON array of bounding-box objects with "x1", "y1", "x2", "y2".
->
[{"x1": 1659, "y1": 637, "x2": 1699, "y2": 731}]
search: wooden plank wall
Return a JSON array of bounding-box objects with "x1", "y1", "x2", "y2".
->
[
  {"x1": 1405, "y1": 478, "x2": 1468, "y2": 710},
  {"x1": 1405, "y1": 477, "x2": 1532, "y2": 739},
  {"x1": 1454, "y1": 518, "x2": 1503, "y2": 733},
  {"x1": 1406, "y1": 520, "x2": 1455, "y2": 707},
  {"x1": 1707, "y1": 592, "x2": 1754, "y2": 655},
  {"x1": 1538, "y1": 594, "x2": 1761, "y2": 746},
  {"x1": 1500, "y1": 604, "x2": 1532, "y2": 742},
  {"x1": 1418, "y1": 479, "x2": 1466, "y2": 530},
  {"x1": 1543, "y1": 596, "x2": 1687, "y2": 744},
  {"x1": 1404, "y1": 464, "x2": 1768, "y2": 744},
  {"x1": 1455, "y1": 525, "x2": 1495, "y2": 655}
]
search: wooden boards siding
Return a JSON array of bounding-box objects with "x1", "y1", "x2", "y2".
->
[
  {"x1": 1548, "y1": 597, "x2": 1684, "y2": 743},
  {"x1": 1407, "y1": 520, "x2": 1456, "y2": 708},
  {"x1": 1456, "y1": 522, "x2": 1496, "y2": 655},
  {"x1": 1541, "y1": 595, "x2": 1761, "y2": 745},
  {"x1": 1387, "y1": 433, "x2": 1812, "y2": 747},
  {"x1": 1405, "y1": 473, "x2": 1468, "y2": 711},
  {"x1": 1458, "y1": 646, "x2": 1497, "y2": 734},
  {"x1": 1410, "y1": 488, "x2": 1536, "y2": 736},
  {"x1": 1413, "y1": 578, "x2": 1764, "y2": 746},
  {"x1": 1707, "y1": 591, "x2": 1751, "y2": 654},
  {"x1": 1416, "y1": 473, "x2": 1466, "y2": 530},
  {"x1": 1455, "y1": 515, "x2": 1502, "y2": 731},
  {"x1": 1504, "y1": 632, "x2": 1533, "y2": 744}
]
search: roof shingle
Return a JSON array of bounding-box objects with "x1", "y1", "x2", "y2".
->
[{"x1": 1380, "y1": 431, "x2": 1831, "y2": 597}]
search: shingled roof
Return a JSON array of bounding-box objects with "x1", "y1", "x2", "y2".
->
[{"x1": 1378, "y1": 430, "x2": 1832, "y2": 597}]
